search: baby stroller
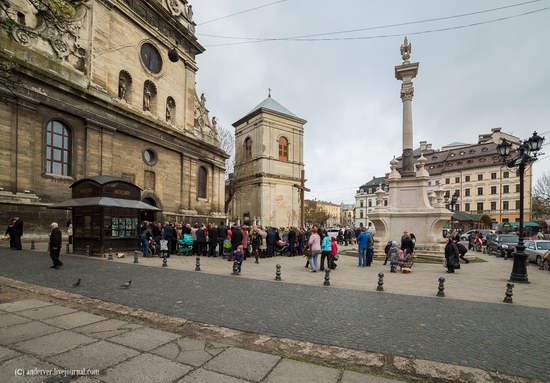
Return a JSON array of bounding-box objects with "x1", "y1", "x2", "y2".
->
[
  {"x1": 275, "y1": 240, "x2": 289, "y2": 257},
  {"x1": 148, "y1": 237, "x2": 159, "y2": 256},
  {"x1": 177, "y1": 234, "x2": 194, "y2": 255},
  {"x1": 222, "y1": 239, "x2": 232, "y2": 259},
  {"x1": 399, "y1": 250, "x2": 415, "y2": 273}
]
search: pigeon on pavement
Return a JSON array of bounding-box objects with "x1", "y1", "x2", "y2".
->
[
  {"x1": 72, "y1": 278, "x2": 81, "y2": 287},
  {"x1": 120, "y1": 280, "x2": 132, "y2": 288}
]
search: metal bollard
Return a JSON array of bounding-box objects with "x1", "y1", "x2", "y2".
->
[
  {"x1": 275, "y1": 264, "x2": 281, "y2": 281},
  {"x1": 31, "y1": 240, "x2": 35, "y2": 250},
  {"x1": 437, "y1": 277, "x2": 445, "y2": 297},
  {"x1": 503, "y1": 282, "x2": 514, "y2": 303},
  {"x1": 134, "y1": 250, "x2": 139, "y2": 264},
  {"x1": 85, "y1": 245, "x2": 90, "y2": 257},
  {"x1": 195, "y1": 256, "x2": 201, "y2": 271},
  {"x1": 66, "y1": 243, "x2": 70, "y2": 254},
  {"x1": 108, "y1": 248, "x2": 113, "y2": 260},
  {"x1": 323, "y1": 269, "x2": 331, "y2": 286},
  {"x1": 376, "y1": 272, "x2": 384, "y2": 291},
  {"x1": 162, "y1": 252, "x2": 168, "y2": 267}
]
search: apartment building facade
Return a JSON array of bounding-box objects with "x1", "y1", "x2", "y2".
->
[{"x1": 355, "y1": 128, "x2": 531, "y2": 226}]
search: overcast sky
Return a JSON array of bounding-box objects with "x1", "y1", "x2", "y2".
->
[{"x1": 192, "y1": 0, "x2": 550, "y2": 204}]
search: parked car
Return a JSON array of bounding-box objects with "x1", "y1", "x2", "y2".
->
[
  {"x1": 326, "y1": 228, "x2": 341, "y2": 239},
  {"x1": 460, "y1": 229, "x2": 495, "y2": 243},
  {"x1": 524, "y1": 240, "x2": 550, "y2": 267},
  {"x1": 486, "y1": 234, "x2": 519, "y2": 258}
]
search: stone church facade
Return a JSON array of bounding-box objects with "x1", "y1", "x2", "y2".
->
[
  {"x1": 0, "y1": 0, "x2": 227, "y2": 231},
  {"x1": 230, "y1": 95, "x2": 306, "y2": 228}
]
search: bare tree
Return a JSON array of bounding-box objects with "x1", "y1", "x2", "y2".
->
[
  {"x1": 304, "y1": 200, "x2": 331, "y2": 226},
  {"x1": 218, "y1": 125, "x2": 255, "y2": 214},
  {"x1": 534, "y1": 171, "x2": 550, "y2": 201},
  {"x1": 533, "y1": 171, "x2": 550, "y2": 219},
  {"x1": 217, "y1": 125, "x2": 234, "y2": 176}
]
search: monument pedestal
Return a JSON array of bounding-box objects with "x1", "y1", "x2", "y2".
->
[{"x1": 369, "y1": 159, "x2": 452, "y2": 252}]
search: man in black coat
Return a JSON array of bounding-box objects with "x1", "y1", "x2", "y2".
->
[
  {"x1": 400, "y1": 231, "x2": 414, "y2": 255},
  {"x1": 208, "y1": 224, "x2": 218, "y2": 257},
  {"x1": 196, "y1": 224, "x2": 207, "y2": 256},
  {"x1": 12, "y1": 217, "x2": 23, "y2": 250},
  {"x1": 231, "y1": 225, "x2": 243, "y2": 252},
  {"x1": 49, "y1": 222, "x2": 63, "y2": 269},
  {"x1": 217, "y1": 221, "x2": 227, "y2": 257},
  {"x1": 287, "y1": 228, "x2": 296, "y2": 257},
  {"x1": 266, "y1": 228, "x2": 277, "y2": 258},
  {"x1": 456, "y1": 241, "x2": 470, "y2": 264},
  {"x1": 162, "y1": 223, "x2": 177, "y2": 256}
]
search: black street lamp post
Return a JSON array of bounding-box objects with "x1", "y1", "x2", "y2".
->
[{"x1": 496, "y1": 131, "x2": 545, "y2": 283}]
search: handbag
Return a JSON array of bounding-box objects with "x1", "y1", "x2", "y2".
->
[
  {"x1": 304, "y1": 247, "x2": 312, "y2": 258},
  {"x1": 1, "y1": 234, "x2": 9, "y2": 241}
]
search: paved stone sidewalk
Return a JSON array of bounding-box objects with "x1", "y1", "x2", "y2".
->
[
  {"x1": 0, "y1": 299, "x2": 401, "y2": 383},
  {"x1": 1, "y1": 245, "x2": 549, "y2": 382}
]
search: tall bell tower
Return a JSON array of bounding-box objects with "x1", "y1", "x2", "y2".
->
[{"x1": 231, "y1": 92, "x2": 307, "y2": 227}]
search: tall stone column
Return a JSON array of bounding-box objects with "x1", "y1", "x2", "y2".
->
[{"x1": 395, "y1": 37, "x2": 419, "y2": 177}]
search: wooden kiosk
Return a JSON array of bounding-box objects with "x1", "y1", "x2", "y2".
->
[{"x1": 51, "y1": 176, "x2": 160, "y2": 256}]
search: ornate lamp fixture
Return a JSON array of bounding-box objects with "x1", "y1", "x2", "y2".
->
[{"x1": 496, "y1": 131, "x2": 545, "y2": 283}]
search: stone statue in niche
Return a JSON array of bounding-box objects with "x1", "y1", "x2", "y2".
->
[
  {"x1": 118, "y1": 79, "x2": 127, "y2": 100},
  {"x1": 166, "y1": 98, "x2": 175, "y2": 122},
  {"x1": 143, "y1": 88, "x2": 151, "y2": 111}
]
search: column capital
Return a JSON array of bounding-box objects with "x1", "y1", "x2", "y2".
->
[
  {"x1": 400, "y1": 86, "x2": 414, "y2": 102},
  {"x1": 395, "y1": 62, "x2": 419, "y2": 81}
]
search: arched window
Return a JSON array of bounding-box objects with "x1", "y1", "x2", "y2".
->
[
  {"x1": 198, "y1": 166, "x2": 207, "y2": 199},
  {"x1": 45, "y1": 120, "x2": 72, "y2": 176},
  {"x1": 278, "y1": 136, "x2": 288, "y2": 161},
  {"x1": 244, "y1": 137, "x2": 252, "y2": 161}
]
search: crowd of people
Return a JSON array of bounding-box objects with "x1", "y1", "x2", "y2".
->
[
  {"x1": 2, "y1": 215, "x2": 488, "y2": 274},
  {"x1": 138, "y1": 221, "x2": 316, "y2": 264}
]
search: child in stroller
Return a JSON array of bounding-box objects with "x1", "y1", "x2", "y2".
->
[
  {"x1": 147, "y1": 237, "x2": 161, "y2": 256},
  {"x1": 274, "y1": 240, "x2": 289, "y2": 257},
  {"x1": 177, "y1": 233, "x2": 194, "y2": 256},
  {"x1": 222, "y1": 237, "x2": 232, "y2": 259},
  {"x1": 399, "y1": 249, "x2": 415, "y2": 273}
]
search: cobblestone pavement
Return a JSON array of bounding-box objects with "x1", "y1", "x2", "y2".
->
[
  {"x1": 0, "y1": 248, "x2": 548, "y2": 381},
  {"x1": 0, "y1": 299, "x2": 401, "y2": 383}
]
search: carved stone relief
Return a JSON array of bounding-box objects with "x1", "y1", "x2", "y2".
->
[
  {"x1": 193, "y1": 91, "x2": 219, "y2": 144},
  {"x1": 11, "y1": 1, "x2": 89, "y2": 67}
]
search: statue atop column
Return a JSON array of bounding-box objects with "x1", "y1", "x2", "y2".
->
[
  {"x1": 395, "y1": 36, "x2": 419, "y2": 177},
  {"x1": 400, "y1": 36, "x2": 411, "y2": 64}
]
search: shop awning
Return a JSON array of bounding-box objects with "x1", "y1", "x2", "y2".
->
[
  {"x1": 49, "y1": 197, "x2": 160, "y2": 211},
  {"x1": 451, "y1": 211, "x2": 492, "y2": 225},
  {"x1": 498, "y1": 221, "x2": 540, "y2": 229}
]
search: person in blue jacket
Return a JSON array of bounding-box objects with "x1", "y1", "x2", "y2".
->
[{"x1": 356, "y1": 229, "x2": 370, "y2": 267}]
